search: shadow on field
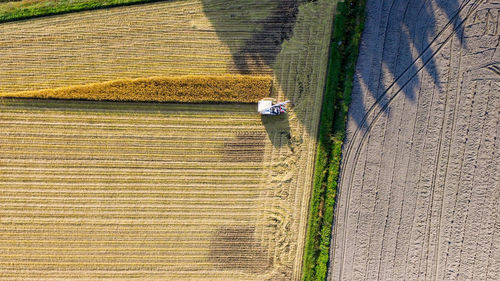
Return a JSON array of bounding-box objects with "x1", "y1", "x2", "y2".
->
[
  {"x1": 201, "y1": 0, "x2": 300, "y2": 74},
  {"x1": 222, "y1": 131, "x2": 266, "y2": 162},
  {"x1": 352, "y1": 0, "x2": 469, "y2": 130},
  {"x1": 209, "y1": 226, "x2": 273, "y2": 273},
  {"x1": 261, "y1": 114, "x2": 292, "y2": 149},
  {"x1": 202, "y1": 0, "x2": 470, "y2": 134},
  {"x1": 202, "y1": 0, "x2": 315, "y2": 151}
]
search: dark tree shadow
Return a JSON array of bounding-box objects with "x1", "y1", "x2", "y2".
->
[
  {"x1": 222, "y1": 131, "x2": 267, "y2": 162},
  {"x1": 352, "y1": 0, "x2": 470, "y2": 129},
  {"x1": 201, "y1": 0, "x2": 472, "y2": 136},
  {"x1": 209, "y1": 225, "x2": 273, "y2": 273},
  {"x1": 201, "y1": 0, "x2": 300, "y2": 74}
]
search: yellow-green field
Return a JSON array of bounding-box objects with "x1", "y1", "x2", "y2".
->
[{"x1": 0, "y1": 0, "x2": 337, "y2": 279}]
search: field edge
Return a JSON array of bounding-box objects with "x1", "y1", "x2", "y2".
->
[
  {"x1": 0, "y1": 0, "x2": 171, "y2": 24},
  {"x1": 301, "y1": 1, "x2": 367, "y2": 280}
]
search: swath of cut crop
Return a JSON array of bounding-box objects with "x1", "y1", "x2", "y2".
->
[{"x1": 0, "y1": 75, "x2": 272, "y2": 103}]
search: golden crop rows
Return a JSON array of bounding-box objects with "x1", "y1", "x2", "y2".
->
[
  {"x1": 0, "y1": 100, "x2": 277, "y2": 278},
  {"x1": 0, "y1": 0, "x2": 278, "y2": 93},
  {"x1": 0, "y1": 0, "x2": 337, "y2": 279},
  {"x1": 0, "y1": 75, "x2": 272, "y2": 103}
]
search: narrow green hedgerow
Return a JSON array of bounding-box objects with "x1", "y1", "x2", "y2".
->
[
  {"x1": 302, "y1": 0, "x2": 366, "y2": 280},
  {"x1": 0, "y1": 0, "x2": 168, "y2": 24}
]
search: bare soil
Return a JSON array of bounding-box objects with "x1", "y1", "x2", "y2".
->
[{"x1": 329, "y1": 0, "x2": 499, "y2": 280}]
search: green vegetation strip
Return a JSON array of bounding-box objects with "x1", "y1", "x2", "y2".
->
[
  {"x1": 302, "y1": 0, "x2": 366, "y2": 280},
  {"x1": 0, "y1": 0, "x2": 167, "y2": 23}
]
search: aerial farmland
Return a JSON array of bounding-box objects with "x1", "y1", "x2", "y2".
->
[
  {"x1": 1, "y1": 0, "x2": 498, "y2": 280},
  {"x1": 0, "y1": 0, "x2": 336, "y2": 279}
]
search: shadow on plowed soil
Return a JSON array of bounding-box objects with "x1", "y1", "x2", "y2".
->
[{"x1": 352, "y1": 0, "x2": 467, "y2": 130}]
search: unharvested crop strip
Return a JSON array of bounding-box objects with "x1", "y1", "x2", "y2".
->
[{"x1": 0, "y1": 75, "x2": 271, "y2": 103}]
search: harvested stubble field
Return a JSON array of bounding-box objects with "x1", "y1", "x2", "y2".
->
[
  {"x1": 329, "y1": 0, "x2": 499, "y2": 280},
  {"x1": 0, "y1": 0, "x2": 337, "y2": 279},
  {"x1": 0, "y1": 0, "x2": 274, "y2": 92},
  {"x1": 0, "y1": 0, "x2": 330, "y2": 93},
  {"x1": 0, "y1": 99, "x2": 287, "y2": 280},
  {"x1": 0, "y1": 100, "x2": 279, "y2": 279}
]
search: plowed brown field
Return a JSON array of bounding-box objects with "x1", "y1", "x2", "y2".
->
[
  {"x1": 329, "y1": 0, "x2": 499, "y2": 280},
  {"x1": 0, "y1": 0, "x2": 337, "y2": 280}
]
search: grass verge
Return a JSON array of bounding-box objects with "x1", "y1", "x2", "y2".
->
[
  {"x1": 302, "y1": 0, "x2": 366, "y2": 280},
  {"x1": 0, "y1": 0, "x2": 168, "y2": 23},
  {"x1": 0, "y1": 75, "x2": 272, "y2": 103}
]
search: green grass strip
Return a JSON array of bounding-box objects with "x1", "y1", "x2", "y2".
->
[
  {"x1": 302, "y1": 0, "x2": 366, "y2": 280},
  {"x1": 0, "y1": 0, "x2": 168, "y2": 24}
]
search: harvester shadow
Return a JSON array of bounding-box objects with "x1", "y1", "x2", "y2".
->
[{"x1": 261, "y1": 114, "x2": 292, "y2": 150}]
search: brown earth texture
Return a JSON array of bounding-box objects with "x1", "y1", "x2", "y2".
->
[{"x1": 329, "y1": 0, "x2": 499, "y2": 280}]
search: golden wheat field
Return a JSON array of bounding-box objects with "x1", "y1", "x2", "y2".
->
[
  {"x1": 0, "y1": 75, "x2": 272, "y2": 103},
  {"x1": 0, "y1": 0, "x2": 277, "y2": 93},
  {"x1": 0, "y1": 99, "x2": 282, "y2": 279},
  {"x1": 0, "y1": 0, "x2": 337, "y2": 279}
]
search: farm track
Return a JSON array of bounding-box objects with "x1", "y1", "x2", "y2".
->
[{"x1": 329, "y1": 0, "x2": 499, "y2": 280}]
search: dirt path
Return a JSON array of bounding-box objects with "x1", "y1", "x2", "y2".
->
[{"x1": 329, "y1": 0, "x2": 499, "y2": 280}]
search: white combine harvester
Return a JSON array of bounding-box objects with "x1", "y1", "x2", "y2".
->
[{"x1": 258, "y1": 98, "x2": 290, "y2": 116}]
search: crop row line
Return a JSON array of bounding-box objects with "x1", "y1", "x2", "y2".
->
[
  {"x1": 0, "y1": 220, "x2": 262, "y2": 225},
  {"x1": 0, "y1": 120, "x2": 263, "y2": 129},
  {"x1": 0, "y1": 111, "x2": 260, "y2": 121},
  {"x1": 0, "y1": 161, "x2": 262, "y2": 168},
  {"x1": 0, "y1": 151, "x2": 263, "y2": 158}
]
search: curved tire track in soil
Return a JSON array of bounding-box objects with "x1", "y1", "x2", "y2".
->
[{"x1": 329, "y1": 0, "x2": 499, "y2": 280}]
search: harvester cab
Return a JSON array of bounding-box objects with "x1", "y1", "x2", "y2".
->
[{"x1": 258, "y1": 98, "x2": 290, "y2": 116}]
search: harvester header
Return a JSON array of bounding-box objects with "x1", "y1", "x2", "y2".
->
[{"x1": 258, "y1": 98, "x2": 290, "y2": 116}]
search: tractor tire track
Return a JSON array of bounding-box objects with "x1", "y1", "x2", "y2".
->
[{"x1": 333, "y1": 1, "x2": 481, "y2": 279}]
